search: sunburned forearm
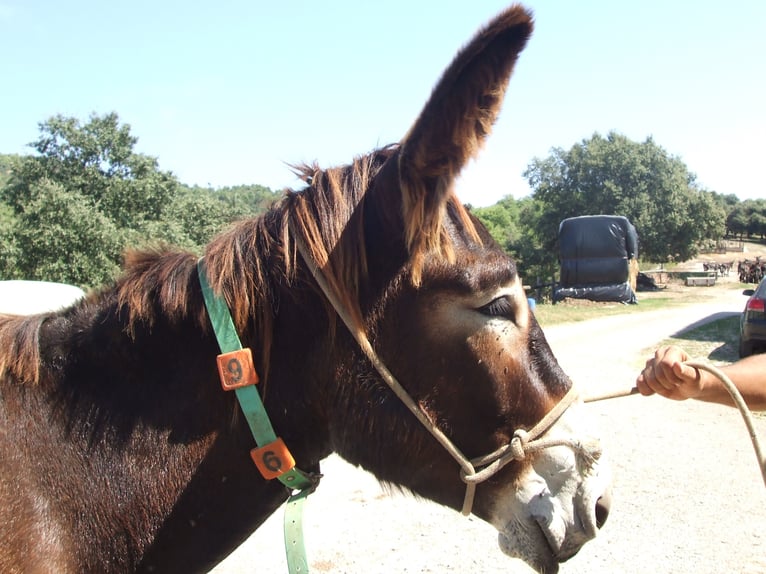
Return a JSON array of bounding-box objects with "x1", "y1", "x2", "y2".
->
[{"x1": 696, "y1": 356, "x2": 766, "y2": 411}]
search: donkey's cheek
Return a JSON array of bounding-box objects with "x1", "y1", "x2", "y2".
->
[{"x1": 465, "y1": 321, "x2": 536, "y2": 393}]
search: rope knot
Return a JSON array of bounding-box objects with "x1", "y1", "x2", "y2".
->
[{"x1": 510, "y1": 429, "x2": 529, "y2": 460}]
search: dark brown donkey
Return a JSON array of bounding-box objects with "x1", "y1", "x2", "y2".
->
[{"x1": 0, "y1": 6, "x2": 611, "y2": 573}]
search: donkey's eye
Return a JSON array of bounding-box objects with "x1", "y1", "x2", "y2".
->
[{"x1": 478, "y1": 296, "x2": 514, "y2": 319}]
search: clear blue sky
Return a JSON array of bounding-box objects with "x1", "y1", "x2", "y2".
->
[{"x1": 2, "y1": 1, "x2": 764, "y2": 206}]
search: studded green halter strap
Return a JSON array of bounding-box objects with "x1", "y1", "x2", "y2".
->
[{"x1": 197, "y1": 259, "x2": 319, "y2": 574}]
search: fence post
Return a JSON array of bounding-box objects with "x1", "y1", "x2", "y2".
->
[
  {"x1": 535, "y1": 276, "x2": 542, "y2": 302},
  {"x1": 550, "y1": 276, "x2": 556, "y2": 305}
]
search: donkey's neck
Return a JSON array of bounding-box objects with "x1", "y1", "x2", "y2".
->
[
  {"x1": 135, "y1": 431, "x2": 290, "y2": 573},
  {"x1": 28, "y1": 308, "x2": 292, "y2": 572}
]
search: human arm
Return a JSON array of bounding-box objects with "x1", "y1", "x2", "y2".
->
[{"x1": 636, "y1": 345, "x2": 766, "y2": 411}]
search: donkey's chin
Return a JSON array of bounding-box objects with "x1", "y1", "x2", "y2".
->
[
  {"x1": 497, "y1": 520, "x2": 562, "y2": 574},
  {"x1": 496, "y1": 509, "x2": 589, "y2": 573}
]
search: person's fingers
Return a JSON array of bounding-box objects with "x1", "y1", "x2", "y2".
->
[
  {"x1": 637, "y1": 347, "x2": 699, "y2": 402},
  {"x1": 638, "y1": 363, "x2": 670, "y2": 395},
  {"x1": 636, "y1": 370, "x2": 654, "y2": 396},
  {"x1": 671, "y1": 360, "x2": 698, "y2": 382},
  {"x1": 636, "y1": 357, "x2": 657, "y2": 395},
  {"x1": 649, "y1": 351, "x2": 679, "y2": 391}
]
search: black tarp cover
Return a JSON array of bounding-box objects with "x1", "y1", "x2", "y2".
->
[
  {"x1": 554, "y1": 282, "x2": 637, "y2": 304},
  {"x1": 556, "y1": 215, "x2": 638, "y2": 304}
]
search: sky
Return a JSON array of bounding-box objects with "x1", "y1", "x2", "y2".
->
[{"x1": 1, "y1": 1, "x2": 764, "y2": 207}]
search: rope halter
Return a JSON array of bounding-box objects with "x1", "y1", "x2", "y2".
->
[
  {"x1": 459, "y1": 385, "x2": 601, "y2": 513},
  {"x1": 293, "y1": 233, "x2": 600, "y2": 515}
]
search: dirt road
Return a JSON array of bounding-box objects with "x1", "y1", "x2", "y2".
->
[{"x1": 212, "y1": 284, "x2": 766, "y2": 574}]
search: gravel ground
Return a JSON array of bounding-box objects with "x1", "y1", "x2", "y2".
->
[{"x1": 212, "y1": 282, "x2": 766, "y2": 574}]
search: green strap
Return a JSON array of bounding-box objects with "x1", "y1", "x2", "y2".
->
[
  {"x1": 197, "y1": 259, "x2": 314, "y2": 491},
  {"x1": 197, "y1": 259, "x2": 315, "y2": 572},
  {"x1": 284, "y1": 489, "x2": 311, "y2": 573}
]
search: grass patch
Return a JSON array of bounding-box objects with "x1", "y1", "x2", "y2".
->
[
  {"x1": 532, "y1": 282, "x2": 751, "y2": 327},
  {"x1": 533, "y1": 294, "x2": 702, "y2": 326},
  {"x1": 532, "y1": 284, "x2": 743, "y2": 362},
  {"x1": 652, "y1": 315, "x2": 741, "y2": 364},
  {"x1": 651, "y1": 315, "x2": 765, "y2": 419}
]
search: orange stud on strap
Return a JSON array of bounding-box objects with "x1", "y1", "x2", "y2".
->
[
  {"x1": 251, "y1": 438, "x2": 296, "y2": 480},
  {"x1": 216, "y1": 349, "x2": 259, "y2": 391}
]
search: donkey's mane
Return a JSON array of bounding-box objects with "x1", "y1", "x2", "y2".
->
[{"x1": 0, "y1": 144, "x2": 478, "y2": 387}]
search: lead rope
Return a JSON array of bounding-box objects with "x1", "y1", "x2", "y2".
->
[
  {"x1": 583, "y1": 360, "x2": 766, "y2": 488},
  {"x1": 292, "y1": 233, "x2": 594, "y2": 515},
  {"x1": 687, "y1": 360, "x2": 766, "y2": 488}
]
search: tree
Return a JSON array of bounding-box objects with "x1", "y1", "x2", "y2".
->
[
  {"x1": 152, "y1": 186, "x2": 233, "y2": 250},
  {"x1": 726, "y1": 203, "x2": 750, "y2": 239},
  {"x1": 746, "y1": 200, "x2": 766, "y2": 239},
  {"x1": 0, "y1": 200, "x2": 19, "y2": 280},
  {"x1": 0, "y1": 154, "x2": 17, "y2": 189},
  {"x1": 4, "y1": 113, "x2": 178, "y2": 231},
  {"x1": 0, "y1": 113, "x2": 285, "y2": 286},
  {"x1": 472, "y1": 196, "x2": 557, "y2": 289},
  {"x1": 506, "y1": 197, "x2": 559, "y2": 285},
  {"x1": 12, "y1": 180, "x2": 122, "y2": 285},
  {"x1": 2, "y1": 113, "x2": 181, "y2": 285},
  {"x1": 472, "y1": 196, "x2": 521, "y2": 250},
  {"x1": 210, "y1": 184, "x2": 280, "y2": 217},
  {"x1": 726, "y1": 199, "x2": 766, "y2": 240},
  {"x1": 524, "y1": 132, "x2": 726, "y2": 264}
]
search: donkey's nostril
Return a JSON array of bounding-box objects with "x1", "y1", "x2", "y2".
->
[{"x1": 595, "y1": 490, "x2": 612, "y2": 529}]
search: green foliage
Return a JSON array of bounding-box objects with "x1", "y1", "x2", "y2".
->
[
  {"x1": 508, "y1": 198, "x2": 560, "y2": 284},
  {"x1": 1, "y1": 113, "x2": 180, "y2": 285},
  {"x1": 0, "y1": 113, "x2": 279, "y2": 287},
  {"x1": 0, "y1": 199, "x2": 20, "y2": 280},
  {"x1": 208, "y1": 184, "x2": 280, "y2": 217},
  {"x1": 4, "y1": 113, "x2": 178, "y2": 230},
  {"x1": 156, "y1": 186, "x2": 233, "y2": 250},
  {"x1": 726, "y1": 199, "x2": 766, "y2": 239},
  {"x1": 711, "y1": 191, "x2": 741, "y2": 211},
  {"x1": 11, "y1": 180, "x2": 122, "y2": 285},
  {"x1": 472, "y1": 196, "x2": 521, "y2": 249},
  {"x1": 472, "y1": 196, "x2": 558, "y2": 288},
  {"x1": 524, "y1": 131, "x2": 726, "y2": 264},
  {"x1": 0, "y1": 117, "x2": 750, "y2": 293},
  {"x1": 160, "y1": 183, "x2": 281, "y2": 251},
  {"x1": 0, "y1": 154, "x2": 18, "y2": 189}
]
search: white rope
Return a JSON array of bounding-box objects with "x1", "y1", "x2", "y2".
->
[{"x1": 685, "y1": 360, "x2": 766, "y2": 488}]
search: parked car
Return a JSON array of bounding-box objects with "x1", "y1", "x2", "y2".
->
[{"x1": 739, "y1": 278, "x2": 766, "y2": 357}]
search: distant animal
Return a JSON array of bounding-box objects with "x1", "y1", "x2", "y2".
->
[
  {"x1": 0, "y1": 5, "x2": 610, "y2": 574},
  {"x1": 703, "y1": 261, "x2": 734, "y2": 277},
  {"x1": 739, "y1": 258, "x2": 765, "y2": 283},
  {"x1": 636, "y1": 272, "x2": 661, "y2": 292}
]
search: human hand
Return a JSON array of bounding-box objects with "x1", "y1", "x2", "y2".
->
[{"x1": 636, "y1": 345, "x2": 703, "y2": 401}]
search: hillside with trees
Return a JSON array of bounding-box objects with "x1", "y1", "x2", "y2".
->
[
  {"x1": 726, "y1": 199, "x2": 766, "y2": 239},
  {"x1": 0, "y1": 113, "x2": 279, "y2": 287},
  {"x1": 0, "y1": 115, "x2": 761, "y2": 290},
  {"x1": 472, "y1": 131, "x2": 742, "y2": 284}
]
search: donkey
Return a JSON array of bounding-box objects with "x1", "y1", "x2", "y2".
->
[{"x1": 0, "y1": 5, "x2": 611, "y2": 573}]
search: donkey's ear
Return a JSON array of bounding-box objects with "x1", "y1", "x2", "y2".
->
[{"x1": 397, "y1": 6, "x2": 533, "y2": 265}]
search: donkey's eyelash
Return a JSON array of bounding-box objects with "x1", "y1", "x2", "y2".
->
[{"x1": 478, "y1": 296, "x2": 514, "y2": 319}]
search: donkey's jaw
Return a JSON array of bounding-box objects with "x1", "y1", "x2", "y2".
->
[{"x1": 487, "y1": 402, "x2": 611, "y2": 572}]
